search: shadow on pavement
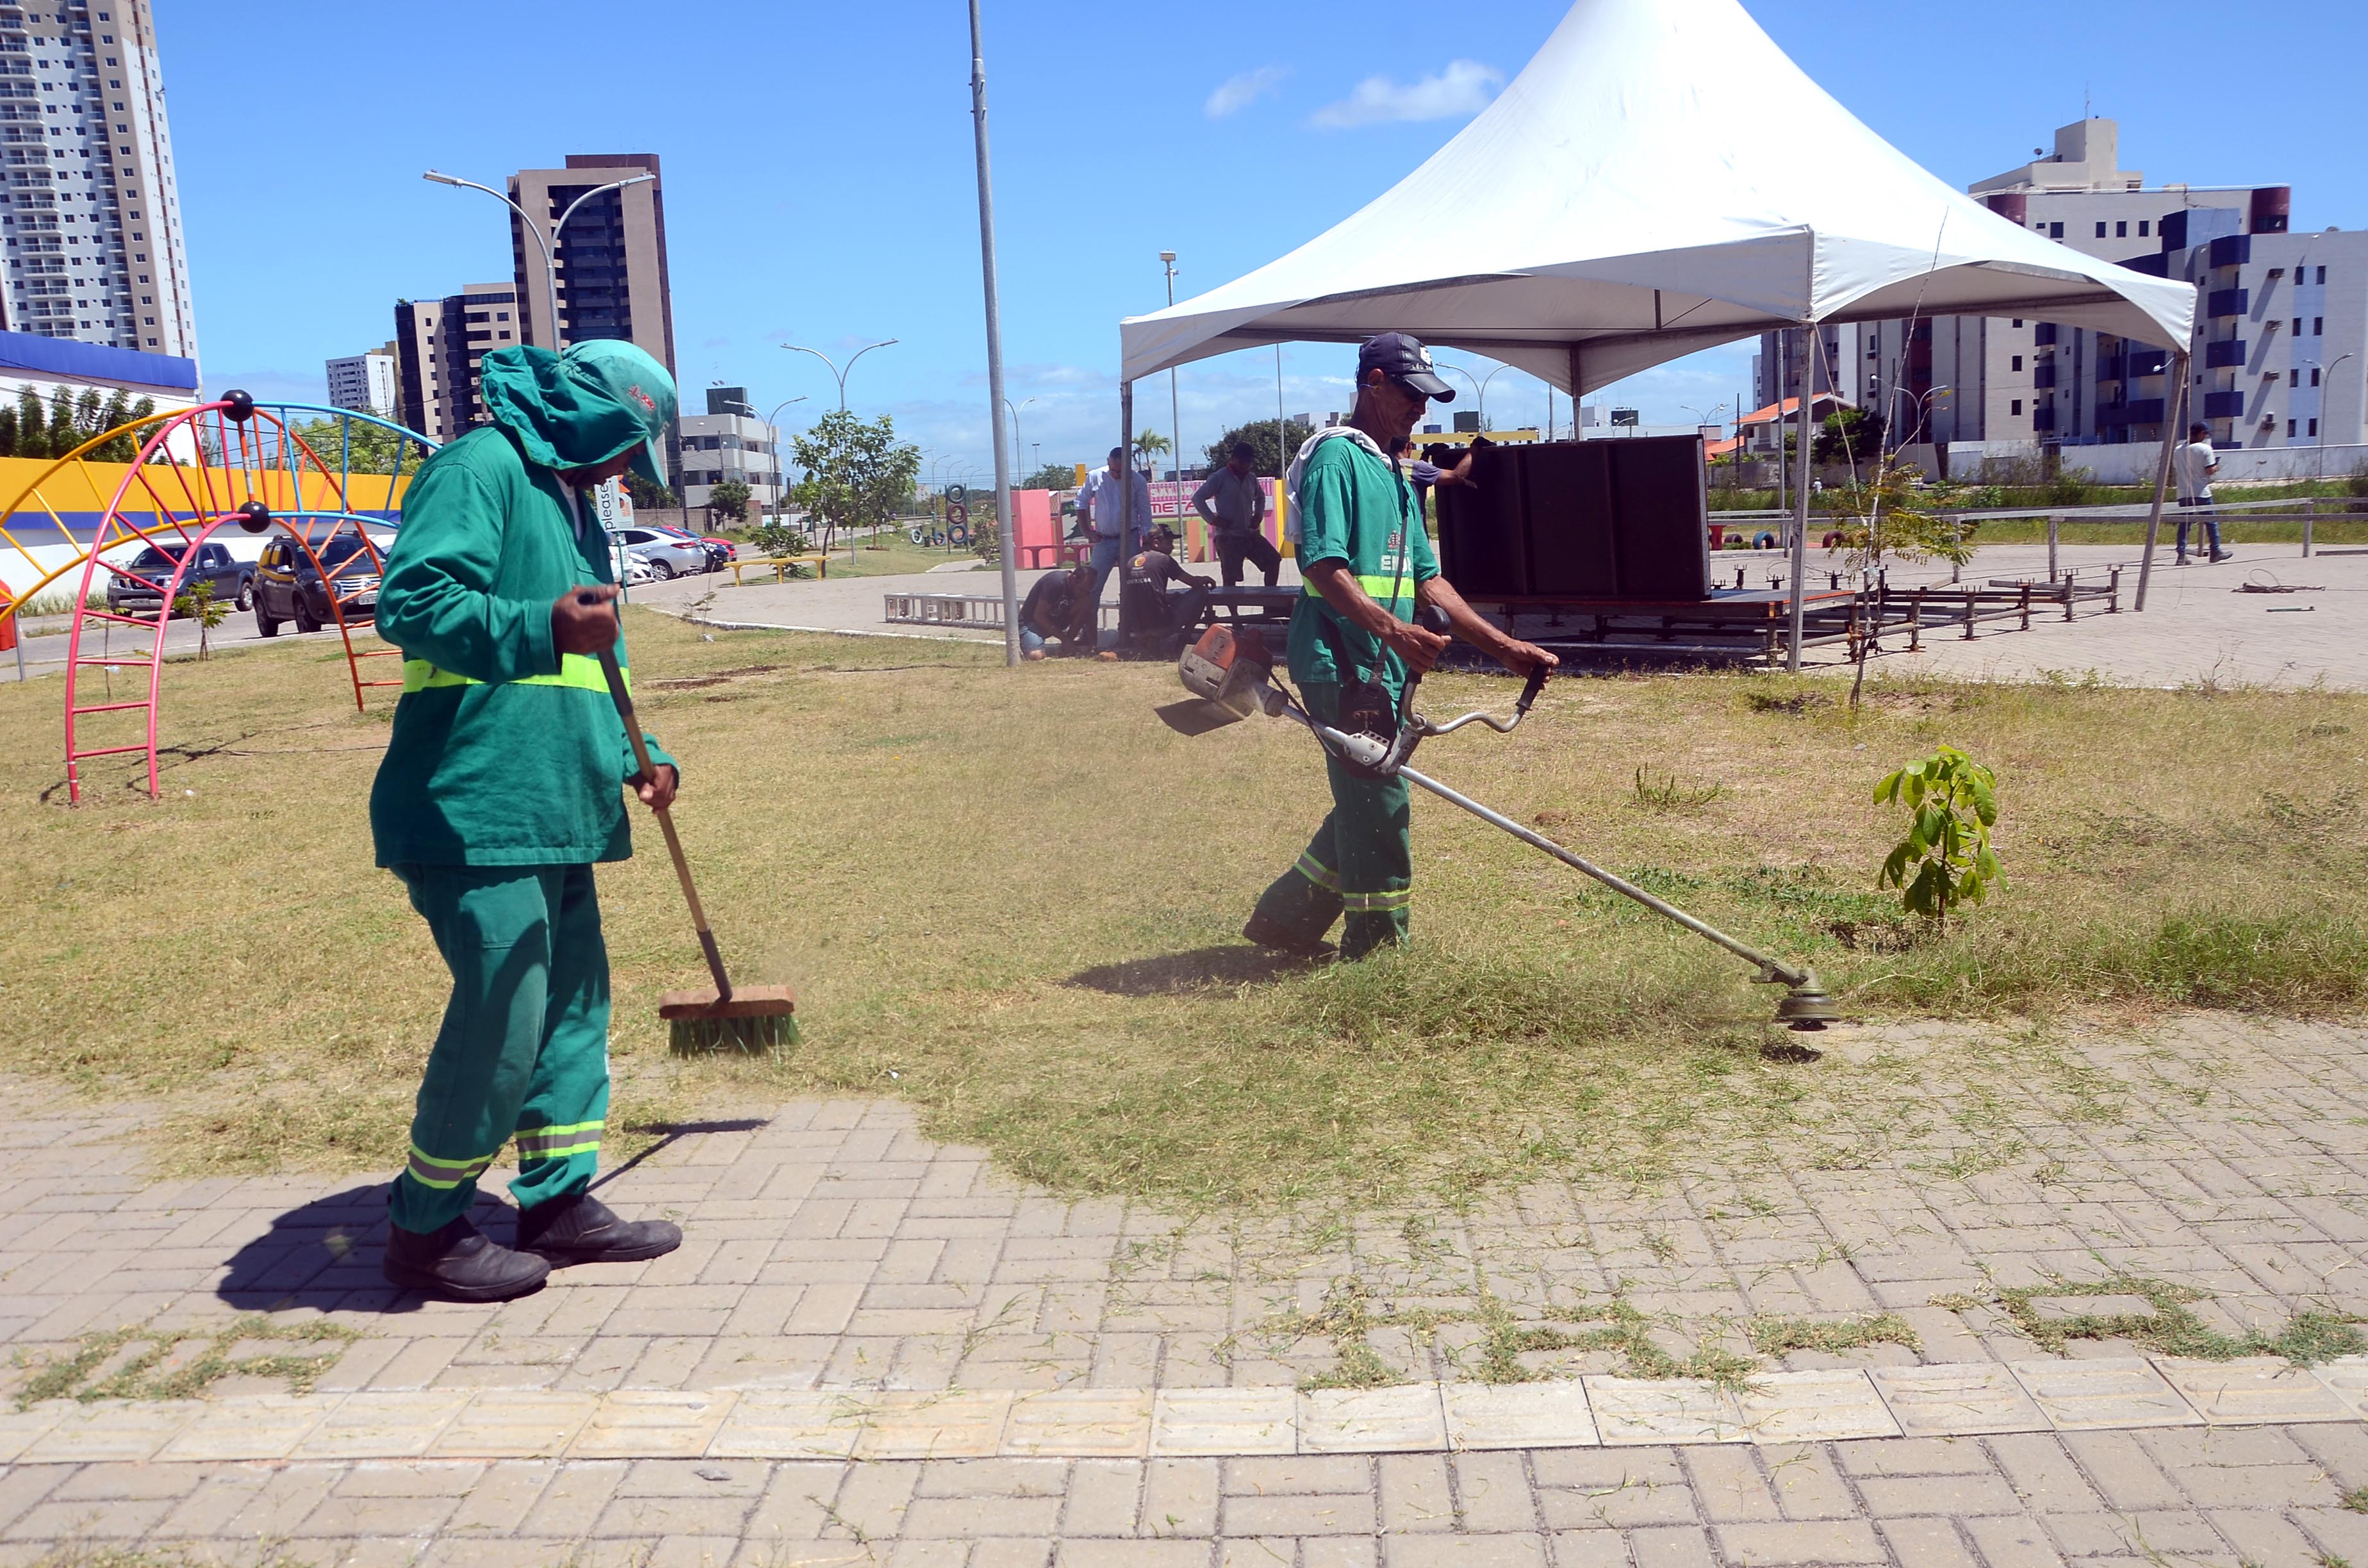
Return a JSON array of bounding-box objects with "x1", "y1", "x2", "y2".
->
[
  {"x1": 216, "y1": 1118, "x2": 775, "y2": 1314},
  {"x1": 1064, "y1": 943, "x2": 1321, "y2": 998}
]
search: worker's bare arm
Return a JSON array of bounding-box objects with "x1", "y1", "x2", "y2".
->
[{"x1": 1417, "y1": 575, "x2": 1559, "y2": 676}]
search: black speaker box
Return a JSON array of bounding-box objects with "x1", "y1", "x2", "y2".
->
[{"x1": 1436, "y1": 435, "x2": 1710, "y2": 601}]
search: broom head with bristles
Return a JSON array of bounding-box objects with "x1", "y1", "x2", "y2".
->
[{"x1": 659, "y1": 984, "x2": 798, "y2": 1056}]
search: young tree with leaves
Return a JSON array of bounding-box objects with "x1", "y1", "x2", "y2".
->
[
  {"x1": 1203, "y1": 418, "x2": 1318, "y2": 478},
  {"x1": 706, "y1": 478, "x2": 752, "y2": 524},
  {"x1": 1021, "y1": 461, "x2": 1078, "y2": 491},
  {"x1": 787, "y1": 409, "x2": 921, "y2": 552}
]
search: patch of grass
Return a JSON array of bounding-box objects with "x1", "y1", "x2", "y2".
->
[
  {"x1": 15, "y1": 1316, "x2": 359, "y2": 1407},
  {"x1": 1632, "y1": 766, "x2": 1723, "y2": 810},
  {"x1": 2342, "y1": 1485, "x2": 2368, "y2": 1514},
  {"x1": 22, "y1": 1551, "x2": 313, "y2": 1568},
  {"x1": 1747, "y1": 1313, "x2": 1920, "y2": 1358},
  {"x1": 0, "y1": 610, "x2": 2364, "y2": 1208},
  {"x1": 1955, "y1": 1276, "x2": 2368, "y2": 1364}
]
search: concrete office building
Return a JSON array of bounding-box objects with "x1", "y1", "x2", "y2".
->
[
  {"x1": 678, "y1": 386, "x2": 783, "y2": 512},
  {"x1": 325, "y1": 342, "x2": 397, "y2": 420},
  {"x1": 391, "y1": 282, "x2": 521, "y2": 444},
  {"x1": 0, "y1": 0, "x2": 197, "y2": 363}
]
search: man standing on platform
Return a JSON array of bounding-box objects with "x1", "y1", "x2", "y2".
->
[
  {"x1": 1243, "y1": 333, "x2": 1558, "y2": 961},
  {"x1": 1077, "y1": 446, "x2": 1152, "y2": 612},
  {"x1": 1192, "y1": 441, "x2": 1281, "y2": 588}
]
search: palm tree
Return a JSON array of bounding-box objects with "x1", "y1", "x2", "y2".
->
[{"x1": 1132, "y1": 429, "x2": 1171, "y2": 476}]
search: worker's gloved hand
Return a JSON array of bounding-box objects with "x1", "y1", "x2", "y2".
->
[
  {"x1": 1381, "y1": 617, "x2": 1450, "y2": 675},
  {"x1": 553, "y1": 584, "x2": 622, "y2": 656},
  {"x1": 634, "y1": 764, "x2": 678, "y2": 812}
]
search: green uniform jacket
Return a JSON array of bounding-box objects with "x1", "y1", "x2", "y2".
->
[
  {"x1": 369, "y1": 425, "x2": 675, "y2": 868},
  {"x1": 1287, "y1": 436, "x2": 1439, "y2": 699}
]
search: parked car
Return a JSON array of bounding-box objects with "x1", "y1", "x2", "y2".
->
[
  {"x1": 700, "y1": 535, "x2": 739, "y2": 562},
  {"x1": 252, "y1": 533, "x2": 382, "y2": 637},
  {"x1": 106, "y1": 540, "x2": 252, "y2": 618},
  {"x1": 609, "y1": 540, "x2": 656, "y2": 585},
  {"x1": 607, "y1": 526, "x2": 711, "y2": 579}
]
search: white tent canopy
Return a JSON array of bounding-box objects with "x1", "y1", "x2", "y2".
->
[{"x1": 1121, "y1": 0, "x2": 2196, "y2": 395}]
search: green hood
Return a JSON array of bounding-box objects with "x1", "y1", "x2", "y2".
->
[{"x1": 478, "y1": 340, "x2": 677, "y2": 486}]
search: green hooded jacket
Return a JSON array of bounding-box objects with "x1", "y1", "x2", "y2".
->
[{"x1": 369, "y1": 342, "x2": 680, "y2": 867}]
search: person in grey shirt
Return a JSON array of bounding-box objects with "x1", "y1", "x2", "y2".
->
[{"x1": 1191, "y1": 441, "x2": 1282, "y2": 587}]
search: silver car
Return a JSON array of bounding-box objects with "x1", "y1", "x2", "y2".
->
[{"x1": 607, "y1": 526, "x2": 711, "y2": 580}]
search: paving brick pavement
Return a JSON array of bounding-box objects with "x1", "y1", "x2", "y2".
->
[
  {"x1": 1, "y1": 1016, "x2": 2367, "y2": 1552},
  {"x1": 0, "y1": 1433, "x2": 2364, "y2": 1565}
]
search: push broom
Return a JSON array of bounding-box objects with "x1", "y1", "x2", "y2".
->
[{"x1": 593, "y1": 630, "x2": 797, "y2": 1054}]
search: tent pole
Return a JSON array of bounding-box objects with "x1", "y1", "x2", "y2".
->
[
  {"x1": 1785, "y1": 334, "x2": 1815, "y2": 673},
  {"x1": 1566, "y1": 343, "x2": 1583, "y2": 431},
  {"x1": 1119, "y1": 380, "x2": 1135, "y2": 635},
  {"x1": 2133, "y1": 348, "x2": 2189, "y2": 614}
]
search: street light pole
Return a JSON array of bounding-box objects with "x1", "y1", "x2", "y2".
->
[
  {"x1": 1005, "y1": 396, "x2": 1034, "y2": 482},
  {"x1": 783, "y1": 338, "x2": 899, "y2": 559},
  {"x1": 969, "y1": 0, "x2": 1021, "y2": 662},
  {"x1": 423, "y1": 170, "x2": 653, "y2": 357},
  {"x1": 761, "y1": 396, "x2": 806, "y2": 517},
  {"x1": 1161, "y1": 251, "x2": 1182, "y2": 492}
]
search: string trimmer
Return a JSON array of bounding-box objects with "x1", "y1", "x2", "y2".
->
[{"x1": 1158, "y1": 623, "x2": 1841, "y2": 1031}]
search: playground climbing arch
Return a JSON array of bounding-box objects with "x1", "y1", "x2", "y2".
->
[{"x1": 0, "y1": 393, "x2": 437, "y2": 803}]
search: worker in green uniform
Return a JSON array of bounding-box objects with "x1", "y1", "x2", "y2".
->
[
  {"x1": 1244, "y1": 333, "x2": 1558, "y2": 960},
  {"x1": 370, "y1": 339, "x2": 687, "y2": 1302}
]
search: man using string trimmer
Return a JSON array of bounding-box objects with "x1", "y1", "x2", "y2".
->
[
  {"x1": 1242, "y1": 333, "x2": 1559, "y2": 961},
  {"x1": 368, "y1": 339, "x2": 688, "y2": 1302}
]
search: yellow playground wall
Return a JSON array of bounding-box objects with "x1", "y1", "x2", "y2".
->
[{"x1": 0, "y1": 455, "x2": 409, "y2": 525}]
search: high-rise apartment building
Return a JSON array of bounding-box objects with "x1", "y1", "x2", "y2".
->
[
  {"x1": 0, "y1": 0, "x2": 195, "y2": 361},
  {"x1": 325, "y1": 341, "x2": 397, "y2": 420},
  {"x1": 1753, "y1": 119, "x2": 2362, "y2": 455},
  {"x1": 506, "y1": 155, "x2": 675, "y2": 371},
  {"x1": 391, "y1": 282, "x2": 521, "y2": 443},
  {"x1": 507, "y1": 154, "x2": 677, "y2": 480}
]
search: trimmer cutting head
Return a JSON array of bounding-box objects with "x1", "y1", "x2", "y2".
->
[
  {"x1": 1773, "y1": 973, "x2": 1842, "y2": 1031},
  {"x1": 1162, "y1": 623, "x2": 1285, "y2": 735}
]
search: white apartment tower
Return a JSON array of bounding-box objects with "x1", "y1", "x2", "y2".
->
[
  {"x1": 1754, "y1": 118, "x2": 2364, "y2": 456},
  {"x1": 0, "y1": 0, "x2": 196, "y2": 361},
  {"x1": 325, "y1": 341, "x2": 397, "y2": 420}
]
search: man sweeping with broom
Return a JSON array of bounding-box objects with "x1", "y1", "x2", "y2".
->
[{"x1": 369, "y1": 339, "x2": 687, "y2": 1302}]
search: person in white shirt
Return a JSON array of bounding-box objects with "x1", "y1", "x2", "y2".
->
[
  {"x1": 1076, "y1": 445, "x2": 1153, "y2": 611},
  {"x1": 2176, "y1": 422, "x2": 2230, "y2": 564}
]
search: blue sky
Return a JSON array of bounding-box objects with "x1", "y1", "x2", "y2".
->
[{"x1": 166, "y1": 0, "x2": 2364, "y2": 480}]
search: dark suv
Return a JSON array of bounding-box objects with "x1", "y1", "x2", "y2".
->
[
  {"x1": 106, "y1": 540, "x2": 254, "y2": 619},
  {"x1": 252, "y1": 534, "x2": 383, "y2": 637}
]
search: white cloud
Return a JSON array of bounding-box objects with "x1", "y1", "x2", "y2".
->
[
  {"x1": 1311, "y1": 59, "x2": 1502, "y2": 129},
  {"x1": 1205, "y1": 65, "x2": 1288, "y2": 119}
]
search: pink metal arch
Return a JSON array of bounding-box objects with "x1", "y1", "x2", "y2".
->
[{"x1": 61, "y1": 401, "x2": 396, "y2": 803}]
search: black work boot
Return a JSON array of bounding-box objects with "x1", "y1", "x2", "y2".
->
[
  {"x1": 382, "y1": 1215, "x2": 550, "y2": 1302},
  {"x1": 1243, "y1": 912, "x2": 1335, "y2": 960},
  {"x1": 517, "y1": 1191, "x2": 682, "y2": 1266}
]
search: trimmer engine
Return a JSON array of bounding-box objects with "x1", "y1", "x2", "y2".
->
[{"x1": 1176, "y1": 623, "x2": 1285, "y2": 723}]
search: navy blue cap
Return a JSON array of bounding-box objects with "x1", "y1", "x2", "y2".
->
[{"x1": 1358, "y1": 332, "x2": 1456, "y2": 400}]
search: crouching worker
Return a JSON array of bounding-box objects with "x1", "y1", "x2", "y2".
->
[
  {"x1": 369, "y1": 339, "x2": 687, "y2": 1302},
  {"x1": 1120, "y1": 523, "x2": 1215, "y2": 655},
  {"x1": 1244, "y1": 332, "x2": 1557, "y2": 961},
  {"x1": 1019, "y1": 559, "x2": 1095, "y2": 660}
]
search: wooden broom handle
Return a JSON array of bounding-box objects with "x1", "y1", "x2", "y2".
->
[{"x1": 595, "y1": 641, "x2": 734, "y2": 1002}]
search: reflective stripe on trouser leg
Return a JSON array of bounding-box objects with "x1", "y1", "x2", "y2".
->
[
  {"x1": 511, "y1": 864, "x2": 613, "y2": 1214},
  {"x1": 1249, "y1": 683, "x2": 1412, "y2": 955},
  {"x1": 388, "y1": 863, "x2": 575, "y2": 1235}
]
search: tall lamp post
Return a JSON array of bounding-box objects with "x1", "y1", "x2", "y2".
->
[
  {"x1": 967, "y1": 0, "x2": 1022, "y2": 663},
  {"x1": 1160, "y1": 251, "x2": 1183, "y2": 487},
  {"x1": 783, "y1": 338, "x2": 899, "y2": 558},
  {"x1": 762, "y1": 396, "x2": 806, "y2": 518},
  {"x1": 1005, "y1": 396, "x2": 1035, "y2": 482},
  {"x1": 2314, "y1": 350, "x2": 2355, "y2": 559},
  {"x1": 423, "y1": 170, "x2": 652, "y2": 357}
]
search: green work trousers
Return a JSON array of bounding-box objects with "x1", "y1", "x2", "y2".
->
[
  {"x1": 1251, "y1": 683, "x2": 1413, "y2": 958},
  {"x1": 386, "y1": 862, "x2": 611, "y2": 1235}
]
